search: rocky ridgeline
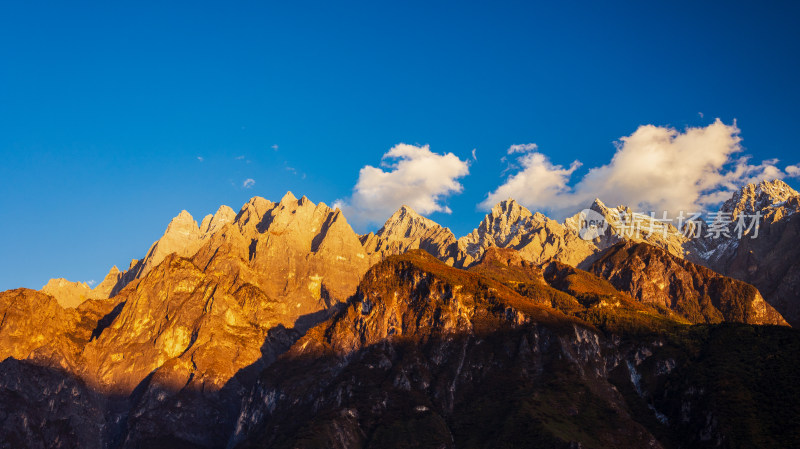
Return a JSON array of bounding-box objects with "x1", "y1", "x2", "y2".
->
[
  {"x1": 43, "y1": 180, "x2": 800, "y2": 316},
  {"x1": 1, "y1": 179, "x2": 798, "y2": 447}
]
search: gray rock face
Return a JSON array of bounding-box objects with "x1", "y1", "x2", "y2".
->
[
  {"x1": 717, "y1": 200, "x2": 800, "y2": 325},
  {"x1": 361, "y1": 205, "x2": 460, "y2": 265},
  {"x1": 590, "y1": 241, "x2": 787, "y2": 325},
  {"x1": 689, "y1": 180, "x2": 800, "y2": 326},
  {"x1": 456, "y1": 199, "x2": 599, "y2": 268},
  {"x1": 721, "y1": 179, "x2": 799, "y2": 219}
]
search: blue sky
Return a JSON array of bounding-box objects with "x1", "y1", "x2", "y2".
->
[{"x1": 1, "y1": 1, "x2": 799, "y2": 290}]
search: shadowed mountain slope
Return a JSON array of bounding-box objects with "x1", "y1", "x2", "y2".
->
[
  {"x1": 230, "y1": 250, "x2": 800, "y2": 449},
  {"x1": 230, "y1": 250, "x2": 662, "y2": 449},
  {"x1": 590, "y1": 241, "x2": 787, "y2": 326}
]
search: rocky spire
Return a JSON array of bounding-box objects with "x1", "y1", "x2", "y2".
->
[
  {"x1": 721, "y1": 179, "x2": 800, "y2": 219},
  {"x1": 200, "y1": 205, "x2": 236, "y2": 235},
  {"x1": 280, "y1": 191, "x2": 298, "y2": 205},
  {"x1": 378, "y1": 205, "x2": 441, "y2": 239},
  {"x1": 457, "y1": 199, "x2": 597, "y2": 268},
  {"x1": 91, "y1": 265, "x2": 122, "y2": 298},
  {"x1": 233, "y1": 196, "x2": 274, "y2": 236},
  {"x1": 136, "y1": 210, "x2": 204, "y2": 278},
  {"x1": 363, "y1": 205, "x2": 458, "y2": 264},
  {"x1": 40, "y1": 278, "x2": 95, "y2": 308}
]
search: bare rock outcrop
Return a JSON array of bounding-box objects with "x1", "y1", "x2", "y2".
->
[
  {"x1": 361, "y1": 205, "x2": 459, "y2": 264},
  {"x1": 94, "y1": 266, "x2": 122, "y2": 298},
  {"x1": 40, "y1": 278, "x2": 96, "y2": 308},
  {"x1": 590, "y1": 241, "x2": 788, "y2": 325},
  {"x1": 685, "y1": 180, "x2": 800, "y2": 326},
  {"x1": 457, "y1": 199, "x2": 599, "y2": 267}
]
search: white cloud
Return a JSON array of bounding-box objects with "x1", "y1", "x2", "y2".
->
[
  {"x1": 787, "y1": 165, "x2": 800, "y2": 178},
  {"x1": 483, "y1": 119, "x2": 794, "y2": 218},
  {"x1": 271, "y1": 144, "x2": 279, "y2": 151},
  {"x1": 507, "y1": 143, "x2": 538, "y2": 154},
  {"x1": 235, "y1": 155, "x2": 245, "y2": 160},
  {"x1": 479, "y1": 152, "x2": 581, "y2": 211},
  {"x1": 472, "y1": 148, "x2": 477, "y2": 160},
  {"x1": 197, "y1": 156, "x2": 204, "y2": 162},
  {"x1": 86, "y1": 280, "x2": 96, "y2": 287},
  {"x1": 242, "y1": 178, "x2": 255, "y2": 189},
  {"x1": 335, "y1": 143, "x2": 470, "y2": 228}
]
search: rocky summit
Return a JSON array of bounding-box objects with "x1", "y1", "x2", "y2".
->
[{"x1": 4, "y1": 183, "x2": 800, "y2": 448}]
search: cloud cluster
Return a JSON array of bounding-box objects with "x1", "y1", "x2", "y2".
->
[
  {"x1": 479, "y1": 152, "x2": 581, "y2": 212},
  {"x1": 506, "y1": 143, "x2": 538, "y2": 154},
  {"x1": 482, "y1": 119, "x2": 797, "y2": 218},
  {"x1": 242, "y1": 178, "x2": 255, "y2": 189},
  {"x1": 335, "y1": 144, "x2": 470, "y2": 228},
  {"x1": 328, "y1": 121, "x2": 796, "y2": 231}
]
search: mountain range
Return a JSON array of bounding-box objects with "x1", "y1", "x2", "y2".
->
[{"x1": 2, "y1": 179, "x2": 800, "y2": 448}]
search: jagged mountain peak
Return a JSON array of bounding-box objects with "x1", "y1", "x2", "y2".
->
[
  {"x1": 243, "y1": 195, "x2": 273, "y2": 212},
  {"x1": 162, "y1": 210, "x2": 199, "y2": 234},
  {"x1": 91, "y1": 265, "x2": 123, "y2": 299},
  {"x1": 721, "y1": 179, "x2": 800, "y2": 218},
  {"x1": 489, "y1": 198, "x2": 531, "y2": 218},
  {"x1": 379, "y1": 205, "x2": 441, "y2": 236},
  {"x1": 584, "y1": 198, "x2": 634, "y2": 220},
  {"x1": 215, "y1": 204, "x2": 236, "y2": 218},
  {"x1": 265, "y1": 194, "x2": 326, "y2": 227},
  {"x1": 588, "y1": 197, "x2": 630, "y2": 218},
  {"x1": 474, "y1": 200, "x2": 543, "y2": 235},
  {"x1": 98, "y1": 193, "x2": 368, "y2": 305},
  {"x1": 199, "y1": 214, "x2": 213, "y2": 232},
  {"x1": 280, "y1": 190, "x2": 298, "y2": 204},
  {"x1": 590, "y1": 197, "x2": 607, "y2": 209},
  {"x1": 272, "y1": 191, "x2": 320, "y2": 214},
  {"x1": 163, "y1": 210, "x2": 201, "y2": 240},
  {"x1": 392, "y1": 204, "x2": 419, "y2": 218},
  {"x1": 234, "y1": 196, "x2": 273, "y2": 232},
  {"x1": 457, "y1": 199, "x2": 597, "y2": 268},
  {"x1": 42, "y1": 277, "x2": 91, "y2": 290},
  {"x1": 464, "y1": 200, "x2": 535, "y2": 245},
  {"x1": 237, "y1": 196, "x2": 273, "y2": 218},
  {"x1": 133, "y1": 209, "x2": 207, "y2": 282},
  {"x1": 362, "y1": 204, "x2": 458, "y2": 265},
  {"x1": 200, "y1": 205, "x2": 236, "y2": 234},
  {"x1": 168, "y1": 209, "x2": 196, "y2": 224},
  {"x1": 41, "y1": 278, "x2": 95, "y2": 308},
  {"x1": 756, "y1": 178, "x2": 797, "y2": 194}
]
